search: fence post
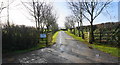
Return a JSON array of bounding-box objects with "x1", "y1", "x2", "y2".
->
[
  {"x1": 46, "y1": 33, "x2": 48, "y2": 47},
  {"x1": 99, "y1": 29, "x2": 102, "y2": 43},
  {"x1": 88, "y1": 32, "x2": 90, "y2": 42}
]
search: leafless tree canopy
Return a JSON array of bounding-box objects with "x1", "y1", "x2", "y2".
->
[
  {"x1": 67, "y1": 0, "x2": 111, "y2": 43},
  {"x1": 21, "y1": 0, "x2": 58, "y2": 31},
  {"x1": 0, "y1": 2, "x2": 6, "y2": 14},
  {"x1": 65, "y1": 15, "x2": 76, "y2": 28},
  {"x1": 82, "y1": 1, "x2": 111, "y2": 23}
]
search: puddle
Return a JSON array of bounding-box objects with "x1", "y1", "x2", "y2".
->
[
  {"x1": 77, "y1": 45, "x2": 81, "y2": 48},
  {"x1": 25, "y1": 61, "x2": 29, "y2": 63},
  {"x1": 60, "y1": 46, "x2": 65, "y2": 52},
  {"x1": 77, "y1": 45, "x2": 85, "y2": 49},
  {"x1": 96, "y1": 54, "x2": 100, "y2": 58},
  {"x1": 31, "y1": 54, "x2": 35, "y2": 55},
  {"x1": 31, "y1": 59, "x2": 35, "y2": 61},
  {"x1": 19, "y1": 59, "x2": 23, "y2": 62},
  {"x1": 23, "y1": 58, "x2": 27, "y2": 60},
  {"x1": 48, "y1": 50, "x2": 52, "y2": 52}
]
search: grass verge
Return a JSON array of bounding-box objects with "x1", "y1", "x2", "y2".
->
[
  {"x1": 65, "y1": 31, "x2": 120, "y2": 57},
  {"x1": 65, "y1": 31, "x2": 85, "y2": 42},
  {"x1": 91, "y1": 44, "x2": 120, "y2": 57},
  {"x1": 49, "y1": 31, "x2": 59, "y2": 45}
]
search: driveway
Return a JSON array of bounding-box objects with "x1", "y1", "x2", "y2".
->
[{"x1": 2, "y1": 31, "x2": 118, "y2": 63}]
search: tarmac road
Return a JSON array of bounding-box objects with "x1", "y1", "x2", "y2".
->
[{"x1": 2, "y1": 31, "x2": 118, "y2": 63}]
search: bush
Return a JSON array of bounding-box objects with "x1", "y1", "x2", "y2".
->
[{"x1": 2, "y1": 24, "x2": 39, "y2": 53}]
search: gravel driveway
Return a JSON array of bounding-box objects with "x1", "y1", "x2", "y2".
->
[{"x1": 2, "y1": 31, "x2": 119, "y2": 64}]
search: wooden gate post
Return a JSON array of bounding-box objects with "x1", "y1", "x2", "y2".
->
[
  {"x1": 99, "y1": 29, "x2": 102, "y2": 43},
  {"x1": 88, "y1": 32, "x2": 90, "y2": 42}
]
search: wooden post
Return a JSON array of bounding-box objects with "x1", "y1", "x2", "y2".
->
[
  {"x1": 88, "y1": 32, "x2": 90, "y2": 42},
  {"x1": 99, "y1": 29, "x2": 102, "y2": 43},
  {"x1": 46, "y1": 33, "x2": 48, "y2": 47}
]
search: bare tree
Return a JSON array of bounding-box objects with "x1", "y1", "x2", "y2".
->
[
  {"x1": 0, "y1": 2, "x2": 6, "y2": 14},
  {"x1": 68, "y1": 1, "x2": 84, "y2": 39},
  {"x1": 21, "y1": 0, "x2": 58, "y2": 33},
  {"x1": 82, "y1": 1, "x2": 111, "y2": 44},
  {"x1": 0, "y1": 0, "x2": 14, "y2": 26},
  {"x1": 0, "y1": 1, "x2": 7, "y2": 27},
  {"x1": 50, "y1": 20, "x2": 58, "y2": 33},
  {"x1": 42, "y1": 4, "x2": 53, "y2": 32},
  {"x1": 0, "y1": 2, "x2": 6, "y2": 27},
  {"x1": 22, "y1": 0, "x2": 45, "y2": 29},
  {"x1": 0, "y1": 0, "x2": 14, "y2": 14},
  {"x1": 65, "y1": 15, "x2": 76, "y2": 34},
  {"x1": 7, "y1": 0, "x2": 10, "y2": 26},
  {"x1": 65, "y1": 21, "x2": 70, "y2": 30}
]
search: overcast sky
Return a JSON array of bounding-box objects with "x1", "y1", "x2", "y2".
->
[{"x1": 0, "y1": 0, "x2": 119, "y2": 28}]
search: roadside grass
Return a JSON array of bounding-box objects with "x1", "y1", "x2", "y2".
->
[
  {"x1": 65, "y1": 31, "x2": 120, "y2": 57},
  {"x1": 65, "y1": 31, "x2": 85, "y2": 42},
  {"x1": 4, "y1": 31, "x2": 59, "y2": 55},
  {"x1": 49, "y1": 31, "x2": 59, "y2": 45},
  {"x1": 91, "y1": 44, "x2": 120, "y2": 57}
]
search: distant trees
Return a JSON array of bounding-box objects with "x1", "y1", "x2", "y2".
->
[
  {"x1": 65, "y1": 15, "x2": 76, "y2": 34},
  {"x1": 65, "y1": 22, "x2": 71, "y2": 30},
  {"x1": 43, "y1": 4, "x2": 58, "y2": 33},
  {"x1": 68, "y1": 1, "x2": 84, "y2": 39},
  {"x1": 67, "y1": 0, "x2": 111, "y2": 44}
]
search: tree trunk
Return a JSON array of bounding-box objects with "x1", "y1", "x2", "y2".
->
[
  {"x1": 47, "y1": 26, "x2": 49, "y2": 33},
  {"x1": 74, "y1": 27, "x2": 75, "y2": 35},
  {"x1": 89, "y1": 22, "x2": 94, "y2": 44},
  {"x1": 46, "y1": 25, "x2": 49, "y2": 47},
  {"x1": 70, "y1": 28, "x2": 72, "y2": 33},
  {"x1": 81, "y1": 29, "x2": 84, "y2": 39},
  {"x1": 36, "y1": 21, "x2": 37, "y2": 28},
  {"x1": 99, "y1": 29, "x2": 102, "y2": 43},
  {"x1": 80, "y1": 22, "x2": 84, "y2": 39}
]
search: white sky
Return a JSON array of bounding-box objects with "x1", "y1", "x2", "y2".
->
[{"x1": 0, "y1": 0, "x2": 119, "y2": 28}]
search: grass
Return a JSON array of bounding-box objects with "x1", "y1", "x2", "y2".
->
[
  {"x1": 65, "y1": 31, "x2": 120, "y2": 57},
  {"x1": 91, "y1": 44, "x2": 120, "y2": 57},
  {"x1": 65, "y1": 31, "x2": 85, "y2": 42},
  {"x1": 49, "y1": 31, "x2": 59, "y2": 45}
]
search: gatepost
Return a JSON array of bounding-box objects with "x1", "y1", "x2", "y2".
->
[{"x1": 40, "y1": 33, "x2": 47, "y2": 47}]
